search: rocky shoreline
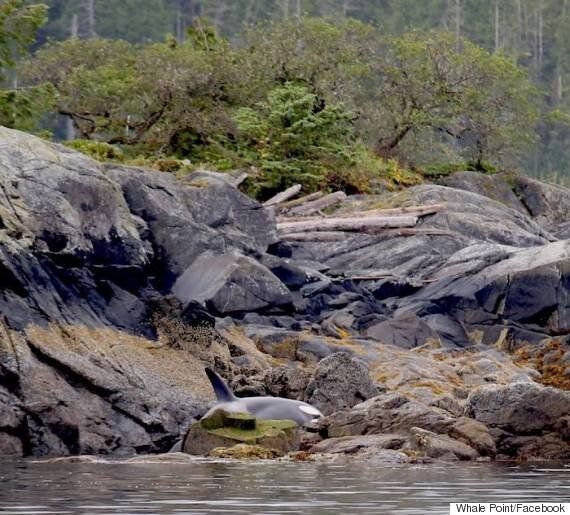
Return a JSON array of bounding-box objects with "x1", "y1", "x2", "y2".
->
[{"x1": 0, "y1": 126, "x2": 569, "y2": 462}]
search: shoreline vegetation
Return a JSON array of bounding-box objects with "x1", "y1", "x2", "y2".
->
[{"x1": 3, "y1": 1, "x2": 570, "y2": 198}]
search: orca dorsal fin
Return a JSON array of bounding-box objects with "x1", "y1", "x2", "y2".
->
[{"x1": 205, "y1": 368, "x2": 236, "y2": 402}]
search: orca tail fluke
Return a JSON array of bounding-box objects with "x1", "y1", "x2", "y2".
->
[{"x1": 205, "y1": 367, "x2": 236, "y2": 402}]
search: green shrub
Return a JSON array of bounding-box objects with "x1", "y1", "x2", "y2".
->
[
  {"x1": 234, "y1": 82, "x2": 357, "y2": 199},
  {"x1": 65, "y1": 139, "x2": 123, "y2": 162}
]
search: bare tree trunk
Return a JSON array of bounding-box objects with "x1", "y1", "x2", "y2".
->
[
  {"x1": 295, "y1": 0, "x2": 302, "y2": 18},
  {"x1": 286, "y1": 191, "x2": 347, "y2": 216},
  {"x1": 263, "y1": 184, "x2": 302, "y2": 207},
  {"x1": 85, "y1": 0, "x2": 96, "y2": 38},
  {"x1": 277, "y1": 215, "x2": 418, "y2": 234},
  {"x1": 515, "y1": 0, "x2": 522, "y2": 51},
  {"x1": 175, "y1": 0, "x2": 201, "y2": 43},
  {"x1": 538, "y1": 0, "x2": 544, "y2": 70},
  {"x1": 70, "y1": 14, "x2": 78, "y2": 38},
  {"x1": 554, "y1": 73, "x2": 563, "y2": 105},
  {"x1": 282, "y1": 0, "x2": 289, "y2": 19},
  {"x1": 454, "y1": 0, "x2": 461, "y2": 40},
  {"x1": 213, "y1": 1, "x2": 228, "y2": 32},
  {"x1": 66, "y1": 14, "x2": 79, "y2": 140},
  {"x1": 494, "y1": 0, "x2": 500, "y2": 52}
]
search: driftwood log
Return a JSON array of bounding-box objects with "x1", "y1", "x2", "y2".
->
[
  {"x1": 281, "y1": 227, "x2": 454, "y2": 241},
  {"x1": 277, "y1": 203, "x2": 446, "y2": 223},
  {"x1": 277, "y1": 214, "x2": 418, "y2": 234},
  {"x1": 278, "y1": 191, "x2": 324, "y2": 211},
  {"x1": 263, "y1": 184, "x2": 302, "y2": 207},
  {"x1": 287, "y1": 191, "x2": 347, "y2": 216},
  {"x1": 282, "y1": 231, "x2": 353, "y2": 242}
]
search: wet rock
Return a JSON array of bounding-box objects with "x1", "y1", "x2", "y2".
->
[
  {"x1": 310, "y1": 434, "x2": 406, "y2": 454},
  {"x1": 465, "y1": 382, "x2": 570, "y2": 433},
  {"x1": 0, "y1": 323, "x2": 211, "y2": 457},
  {"x1": 305, "y1": 353, "x2": 379, "y2": 415},
  {"x1": 407, "y1": 427, "x2": 478, "y2": 461},
  {"x1": 173, "y1": 251, "x2": 292, "y2": 315},
  {"x1": 268, "y1": 259, "x2": 326, "y2": 291},
  {"x1": 182, "y1": 409, "x2": 300, "y2": 456},
  {"x1": 498, "y1": 433, "x2": 570, "y2": 461},
  {"x1": 323, "y1": 393, "x2": 454, "y2": 438},
  {"x1": 448, "y1": 417, "x2": 496, "y2": 456}
]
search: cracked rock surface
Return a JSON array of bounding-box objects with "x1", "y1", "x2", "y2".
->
[{"x1": 1, "y1": 127, "x2": 570, "y2": 460}]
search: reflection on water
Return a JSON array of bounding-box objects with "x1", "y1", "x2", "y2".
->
[{"x1": 0, "y1": 458, "x2": 569, "y2": 514}]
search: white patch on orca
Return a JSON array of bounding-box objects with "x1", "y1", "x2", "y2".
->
[{"x1": 298, "y1": 405, "x2": 322, "y2": 417}]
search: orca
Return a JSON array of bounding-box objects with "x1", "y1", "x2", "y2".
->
[{"x1": 204, "y1": 368, "x2": 323, "y2": 426}]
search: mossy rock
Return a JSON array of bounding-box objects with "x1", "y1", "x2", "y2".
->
[
  {"x1": 182, "y1": 409, "x2": 300, "y2": 456},
  {"x1": 200, "y1": 410, "x2": 256, "y2": 431}
]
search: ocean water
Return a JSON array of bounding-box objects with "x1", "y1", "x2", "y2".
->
[{"x1": 0, "y1": 458, "x2": 568, "y2": 514}]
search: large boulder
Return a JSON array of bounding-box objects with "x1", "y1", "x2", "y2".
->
[
  {"x1": 0, "y1": 322, "x2": 213, "y2": 457},
  {"x1": 182, "y1": 409, "x2": 300, "y2": 456},
  {"x1": 439, "y1": 171, "x2": 527, "y2": 214},
  {"x1": 465, "y1": 382, "x2": 570, "y2": 434},
  {"x1": 365, "y1": 313, "x2": 440, "y2": 348},
  {"x1": 304, "y1": 352, "x2": 379, "y2": 415},
  {"x1": 172, "y1": 251, "x2": 292, "y2": 315},
  {"x1": 407, "y1": 427, "x2": 478, "y2": 461},
  {"x1": 0, "y1": 128, "x2": 280, "y2": 457},
  {"x1": 322, "y1": 392, "x2": 455, "y2": 438},
  {"x1": 397, "y1": 240, "x2": 570, "y2": 346},
  {"x1": 106, "y1": 165, "x2": 277, "y2": 284}
]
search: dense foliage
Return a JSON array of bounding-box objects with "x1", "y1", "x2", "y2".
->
[
  {"x1": 16, "y1": 17, "x2": 538, "y2": 197},
  {"x1": 1, "y1": 1, "x2": 567, "y2": 194},
  {"x1": 20, "y1": 0, "x2": 569, "y2": 184},
  {"x1": 0, "y1": 0, "x2": 54, "y2": 131}
]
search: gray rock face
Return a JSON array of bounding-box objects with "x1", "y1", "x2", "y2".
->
[
  {"x1": 465, "y1": 382, "x2": 570, "y2": 434},
  {"x1": 0, "y1": 127, "x2": 278, "y2": 457},
  {"x1": 322, "y1": 393, "x2": 455, "y2": 438},
  {"x1": 173, "y1": 251, "x2": 292, "y2": 315},
  {"x1": 264, "y1": 366, "x2": 311, "y2": 400},
  {"x1": 365, "y1": 313, "x2": 439, "y2": 348},
  {"x1": 310, "y1": 434, "x2": 406, "y2": 454},
  {"x1": 399, "y1": 239, "x2": 570, "y2": 345},
  {"x1": 2, "y1": 128, "x2": 570, "y2": 462},
  {"x1": 439, "y1": 171, "x2": 527, "y2": 214},
  {"x1": 304, "y1": 352, "x2": 379, "y2": 415},
  {"x1": 285, "y1": 175, "x2": 570, "y2": 348},
  {"x1": 0, "y1": 322, "x2": 211, "y2": 457}
]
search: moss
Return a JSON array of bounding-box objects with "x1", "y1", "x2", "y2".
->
[
  {"x1": 420, "y1": 160, "x2": 499, "y2": 179},
  {"x1": 205, "y1": 418, "x2": 297, "y2": 442}
]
